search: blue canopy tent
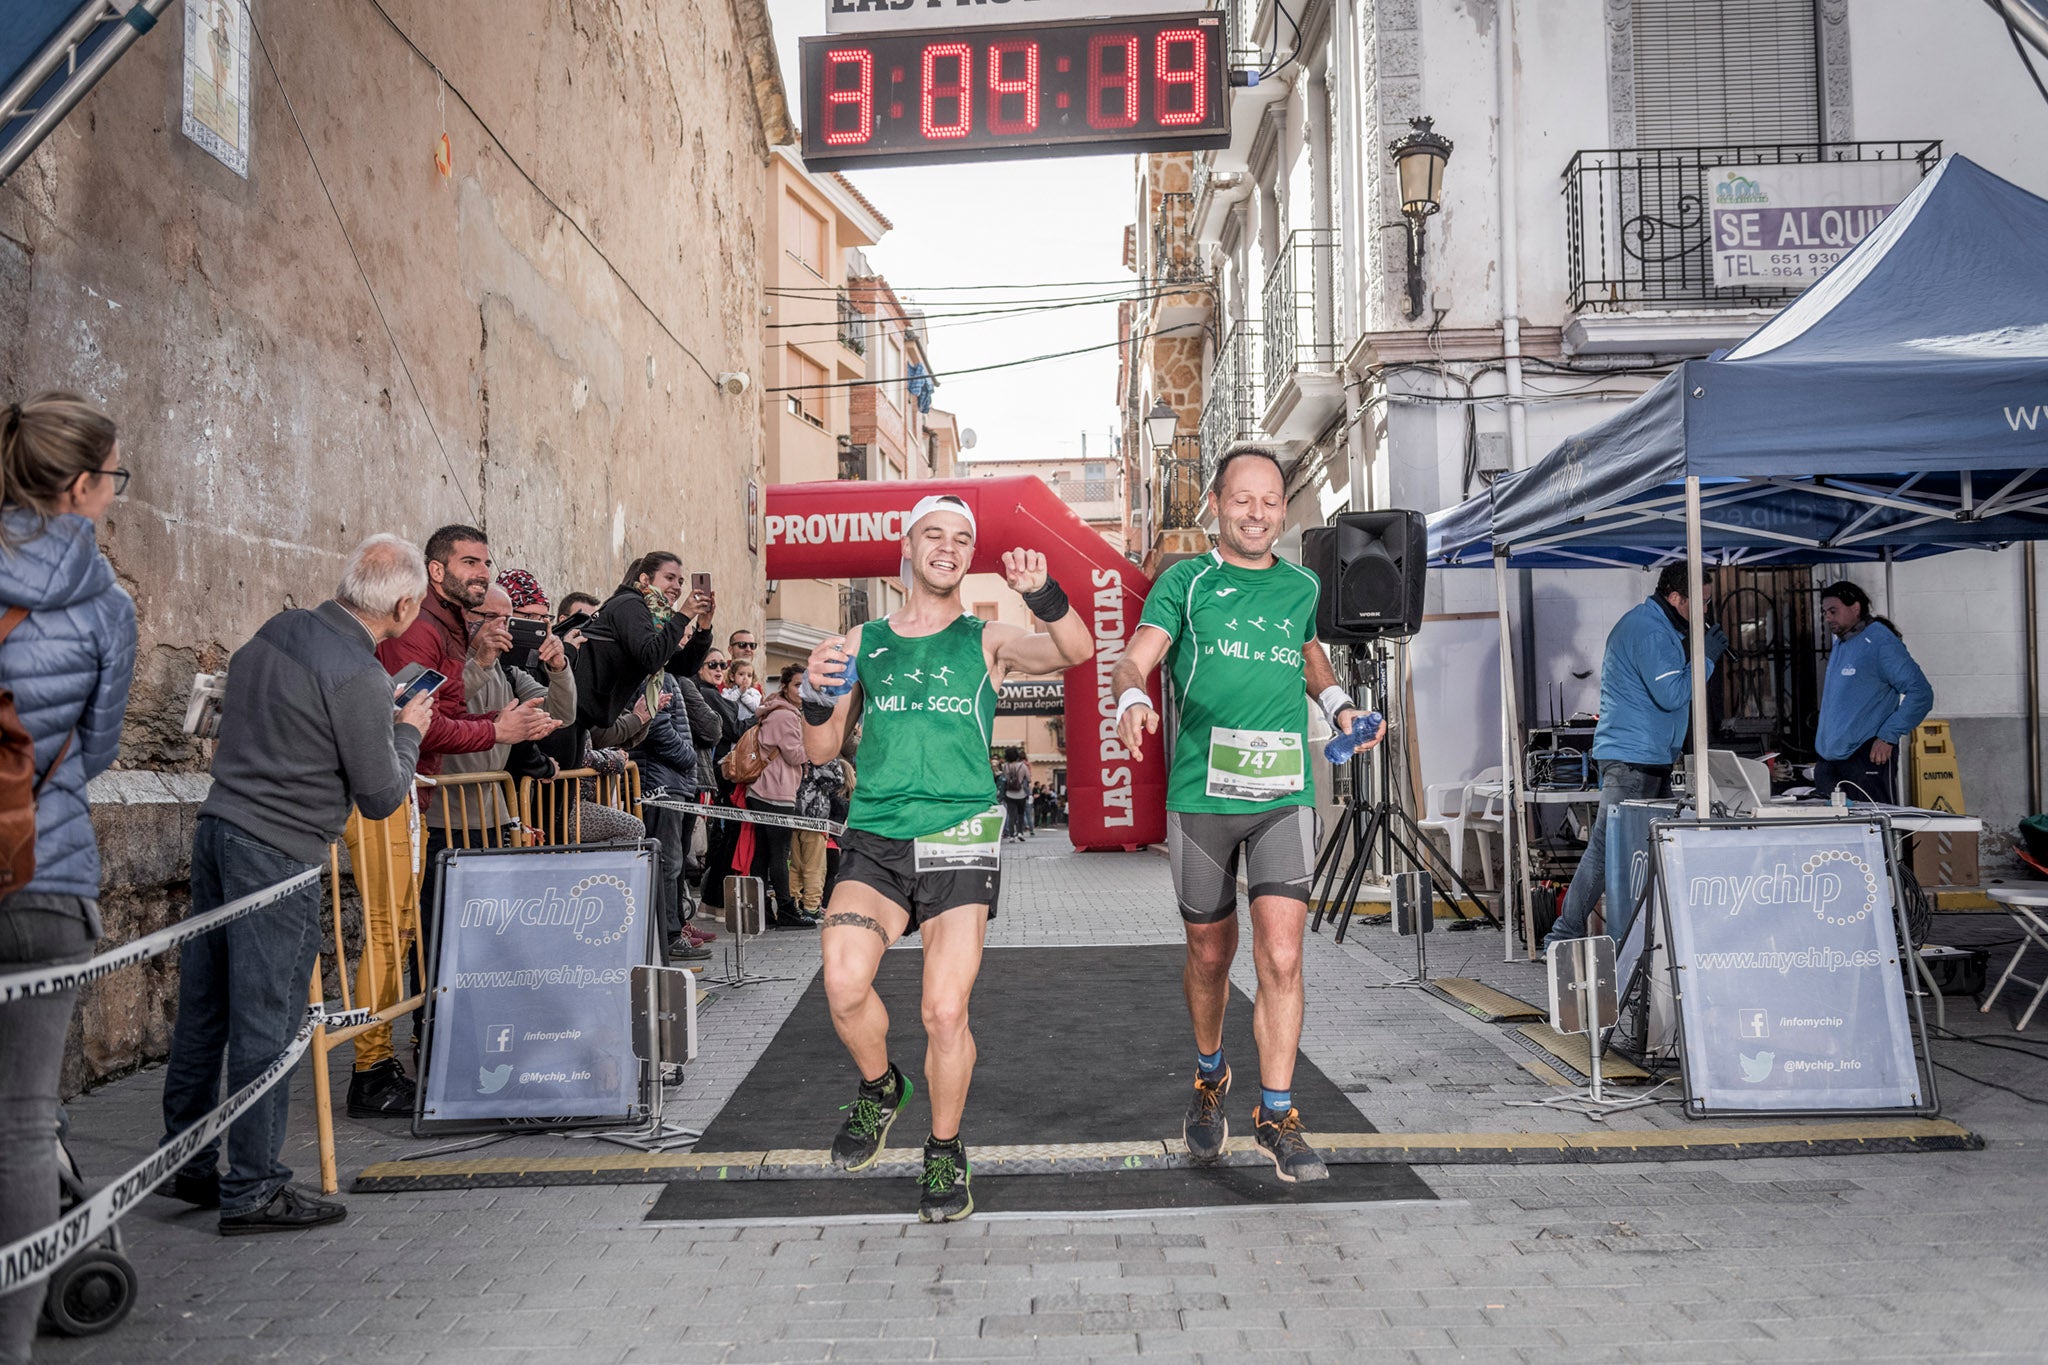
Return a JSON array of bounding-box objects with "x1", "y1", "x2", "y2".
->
[{"x1": 1424, "y1": 154, "x2": 2048, "y2": 953}]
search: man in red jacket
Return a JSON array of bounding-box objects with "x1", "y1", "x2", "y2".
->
[{"x1": 344, "y1": 523, "x2": 558, "y2": 1117}]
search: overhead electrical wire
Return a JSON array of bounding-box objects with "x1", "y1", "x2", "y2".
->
[
  {"x1": 765, "y1": 276, "x2": 1146, "y2": 295},
  {"x1": 766, "y1": 326, "x2": 1178, "y2": 393},
  {"x1": 766, "y1": 285, "x2": 1195, "y2": 336}
]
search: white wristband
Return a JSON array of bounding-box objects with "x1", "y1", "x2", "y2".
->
[
  {"x1": 1317, "y1": 686, "x2": 1357, "y2": 727},
  {"x1": 1115, "y1": 688, "x2": 1155, "y2": 725}
]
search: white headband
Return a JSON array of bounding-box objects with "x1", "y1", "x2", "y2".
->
[{"x1": 906, "y1": 493, "x2": 976, "y2": 539}]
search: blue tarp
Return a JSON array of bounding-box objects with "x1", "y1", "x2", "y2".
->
[{"x1": 1431, "y1": 155, "x2": 2048, "y2": 567}]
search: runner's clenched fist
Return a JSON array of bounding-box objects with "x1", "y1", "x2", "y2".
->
[{"x1": 1001, "y1": 548, "x2": 1047, "y2": 596}]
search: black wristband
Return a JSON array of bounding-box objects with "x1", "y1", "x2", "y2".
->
[
  {"x1": 1021, "y1": 577, "x2": 1070, "y2": 623},
  {"x1": 801, "y1": 698, "x2": 837, "y2": 726}
]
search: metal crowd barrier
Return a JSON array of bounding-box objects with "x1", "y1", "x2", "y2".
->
[{"x1": 516, "y1": 763, "x2": 641, "y2": 844}]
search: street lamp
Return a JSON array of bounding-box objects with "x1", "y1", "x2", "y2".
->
[
  {"x1": 1389, "y1": 116, "x2": 1453, "y2": 321},
  {"x1": 1145, "y1": 397, "x2": 1179, "y2": 453}
]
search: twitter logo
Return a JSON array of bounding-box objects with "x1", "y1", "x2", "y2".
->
[
  {"x1": 1738, "y1": 1051, "x2": 1775, "y2": 1083},
  {"x1": 478, "y1": 1064, "x2": 513, "y2": 1095}
]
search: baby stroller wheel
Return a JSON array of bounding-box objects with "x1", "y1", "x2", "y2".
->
[{"x1": 41, "y1": 1248, "x2": 137, "y2": 1337}]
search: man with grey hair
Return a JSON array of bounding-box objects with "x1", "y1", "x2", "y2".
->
[{"x1": 158, "y1": 534, "x2": 437, "y2": 1236}]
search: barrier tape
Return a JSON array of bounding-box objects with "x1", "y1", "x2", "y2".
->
[
  {"x1": 640, "y1": 798, "x2": 844, "y2": 837},
  {"x1": 0, "y1": 866, "x2": 323, "y2": 1005},
  {"x1": 0, "y1": 1004, "x2": 321, "y2": 1297}
]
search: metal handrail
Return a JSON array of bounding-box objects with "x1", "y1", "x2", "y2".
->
[
  {"x1": 1200, "y1": 319, "x2": 1263, "y2": 487},
  {"x1": 1152, "y1": 192, "x2": 1205, "y2": 285},
  {"x1": 1562, "y1": 139, "x2": 1940, "y2": 312},
  {"x1": 837, "y1": 290, "x2": 866, "y2": 354},
  {"x1": 1260, "y1": 229, "x2": 1340, "y2": 400},
  {"x1": 1157, "y1": 434, "x2": 1207, "y2": 530}
]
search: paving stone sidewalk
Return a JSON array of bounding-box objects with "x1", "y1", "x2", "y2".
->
[{"x1": 35, "y1": 835, "x2": 2048, "y2": 1364}]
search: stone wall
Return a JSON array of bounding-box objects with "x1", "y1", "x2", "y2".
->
[{"x1": 5, "y1": 0, "x2": 787, "y2": 1091}]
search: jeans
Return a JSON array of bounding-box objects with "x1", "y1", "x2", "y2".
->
[
  {"x1": 1003, "y1": 796, "x2": 1029, "y2": 839},
  {"x1": 644, "y1": 804, "x2": 689, "y2": 939},
  {"x1": 1815, "y1": 740, "x2": 1895, "y2": 804},
  {"x1": 1547, "y1": 761, "x2": 1672, "y2": 946},
  {"x1": 0, "y1": 894, "x2": 96, "y2": 1365},
  {"x1": 160, "y1": 816, "x2": 324, "y2": 1218}
]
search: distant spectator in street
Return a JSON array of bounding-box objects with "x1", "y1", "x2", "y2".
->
[
  {"x1": 793, "y1": 751, "x2": 851, "y2": 919},
  {"x1": 431, "y1": 583, "x2": 576, "y2": 840},
  {"x1": 728, "y1": 626, "x2": 760, "y2": 673},
  {"x1": 630, "y1": 674, "x2": 707, "y2": 958},
  {"x1": 159, "y1": 535, "x2": 435, "y2": 1236},
  {"x1": 1814, "y1": 580, "x2": 1933, "y2": 804},
  {"x1": 750, "y1": 665, "x2": 812, "y2": 930},
  {"x1": 557, "y1": 591, "x2": 599, "y2": 627},
  {"x1": 1000, "y1": 747, "x2": 1032, "y2": 842},
  {"x1": 0, "y1": 393, "x2": 137, "y2": 1361},
  {"x1": 501, "y1": 569, "x2": 587, "y2": 774},
  {"x1": 692, "y1": 649, "x2": 748, "y2": 911},
  {"x1": 725, "y1": 660, "x2": 762, "y2": 719},
  {"x1": 572, "y1": 551, "x2": 714, "y2": 738},
  {"x1": 346, "y1": 527, "x2": 556, "y2": 1117}
]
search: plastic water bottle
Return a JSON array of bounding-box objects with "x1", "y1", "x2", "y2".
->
[
  {"x1": 823, "y1": 649, "x2": 859, "y2": 698},
  {"x1": 1323, "y1": 711, "x2": 1383, "y2": 765}
]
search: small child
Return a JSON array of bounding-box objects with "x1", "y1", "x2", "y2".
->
[{"x1": 724, "y1": 661, "x2": 762, "y2": 718}]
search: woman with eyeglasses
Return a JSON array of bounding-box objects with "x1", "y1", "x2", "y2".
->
[{"x1": 0, "y1": 393, "x2": 137, "y2": 1362}]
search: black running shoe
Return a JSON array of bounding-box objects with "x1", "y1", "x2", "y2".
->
[
  {"x1": 917, "y1": 1140, "x2": 973, "y2": 1223},
  {"x1": 1182, "y1": 1065, "x2": 1230, "y2": 1161},
  {"x1": 1252, "y1": 1106, "x2": 1329, "y2": 1183},
  {"x1": 831, "y1": 1066, "x2": 911, "y2": 1172}
]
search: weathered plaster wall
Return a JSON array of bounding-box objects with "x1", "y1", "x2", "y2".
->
[{"x1": 2, "y1": 0, "x2": 784, "y2": 1090}]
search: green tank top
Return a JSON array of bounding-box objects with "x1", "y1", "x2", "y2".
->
[{"x1": 845, "y1": 614, "x2": 1001, "y2": 841}]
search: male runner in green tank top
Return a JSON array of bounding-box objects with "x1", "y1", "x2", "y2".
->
[
  {"x1": 800, "y1": 493, "x2": 1093, "y2": 1221},
  {"x1": 1110, "y1": 447, "x2": 1383, "y2": 1183}
]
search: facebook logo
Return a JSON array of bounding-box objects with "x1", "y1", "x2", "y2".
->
[
  {"x1": 484, "y1": 1024, "x2": 515, "y2": 1054},
  {"x1": 1738, "y1": 1009, "x2": 1769, "y2": 1040}
]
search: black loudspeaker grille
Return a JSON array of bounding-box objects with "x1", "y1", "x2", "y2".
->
[{"x1": 1305, "y1": 510, "x2": 1427, "y2": 643}]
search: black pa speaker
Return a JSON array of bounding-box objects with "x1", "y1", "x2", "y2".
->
[{"x1": 1302, "y1": 510, "x2": 1427, "y2": 643}]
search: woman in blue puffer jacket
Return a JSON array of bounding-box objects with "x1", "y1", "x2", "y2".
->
[{"x1": 0, "y1": 393, "x2": 136, "y2": 1364}]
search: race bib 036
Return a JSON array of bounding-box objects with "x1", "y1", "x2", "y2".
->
[{"x1": 913, "y1": 806, "x2": 1005, "y2": 873}]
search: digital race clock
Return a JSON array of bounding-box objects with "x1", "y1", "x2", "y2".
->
[{"x1": 798, "y1": 14, "x2": 1230, "y2": 171}]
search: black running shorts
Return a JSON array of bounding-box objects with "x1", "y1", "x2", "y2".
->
[
  {"x1": 1165, "y1": 806, "x2": 1318, "y2": 924},
  {"x1": 835, "y1": 827, "x2": 1001, "y2": 932}
]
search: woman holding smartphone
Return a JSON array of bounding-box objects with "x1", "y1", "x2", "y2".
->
[
  {"x1": 0, "y1": 393, "x2": 137, "y2": 1362},
  {"x1": 570, "y1": 551, "x2": 716, "y2": 740}
]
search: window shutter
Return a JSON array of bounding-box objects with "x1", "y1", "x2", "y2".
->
[{"x1": 1631, "y1": 0, "x2": 1819, "y2": 146}]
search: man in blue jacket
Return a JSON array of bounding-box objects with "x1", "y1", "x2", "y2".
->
[
  {"x1": 1813, "y1": 581, "x2": 1933, "y2": 804},
  {"x1": 1543, "y1": 565, "x2": 1727, "y2": 950}
]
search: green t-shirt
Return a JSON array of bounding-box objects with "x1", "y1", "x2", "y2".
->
[
  {"x1": 1138, "y1": 550, "x2": 1322, "y2": 814},
  {"x1": 844, "y1": 615, "x2": 1001, "y2": 841}
]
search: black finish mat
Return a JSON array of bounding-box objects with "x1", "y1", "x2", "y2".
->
[
  {"x1": 694, "y1": 944, "x2": 1376, "y2": 1151},
  {"x1": 647, "y1": 1161, "x2": 1433, "y2": 1222}
]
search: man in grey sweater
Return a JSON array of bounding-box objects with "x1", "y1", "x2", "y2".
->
[{"x1": 159, "y1": 535, "x2": 436, "y2": 1236}]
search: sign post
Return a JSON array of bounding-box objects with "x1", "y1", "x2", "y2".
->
[
  {"x1": 1507, "y1": 935, "x2": 1662, "y2": 1120},
  {"x1": 1653, "y1": 816, "x2": 1937, "y2": 1118}
]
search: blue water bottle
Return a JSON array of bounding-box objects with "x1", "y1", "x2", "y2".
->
[
  {"x1": 823, "y1": 648, "x2": 859, "y2": 698},
  {"x1": 1323, "y1": 711, "x2": 1383, "y2": 765}
]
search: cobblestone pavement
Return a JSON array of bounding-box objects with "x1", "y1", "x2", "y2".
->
[{"x1": 37, "y1": 834, "x2": 2048, "y2": 1364}]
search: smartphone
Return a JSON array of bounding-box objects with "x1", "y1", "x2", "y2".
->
[
  {"x1": 691, "y1": 572, "x2": 712, "y2": 600},
  {"x1": 507, "y1": 616, "x2": 548, "y2": 652},
  {"x1": 393, "y1": 669, "x2": 447, "y2": 708}
]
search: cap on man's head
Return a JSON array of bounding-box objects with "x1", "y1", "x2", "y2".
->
[
  {"x1": 907, "y1": 493, "x2": 976, "y2": 540},
  {"x1": 497, "y1": 568, "x2": 547, "y2": 611}
]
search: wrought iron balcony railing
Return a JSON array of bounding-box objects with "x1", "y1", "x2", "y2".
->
[
  {"x1": 1563, "y1": 140, "x2": 1939, "y2": 312},
  {"x1": 1157, "y1": 434, "x2": 1206, "y2": 532},
  {"x1": 1260, "y1": 228, "x2": 1339, "y2": 402},
  {"x1": 1199, "y1": 319, "x2": 1262, "y2": 488},
  {"x1": 1151, "y1": 191, "x2": 1205, "y2": 286},
  {"x1": 838, "y1": 443, "x2": 868, "y2": 482},
  {"x1": 836, "y1": 290, "x2": 866, "y2": 354},
  {"x1": 838, "y1": 584, "x2": 869, "y2": 635}
]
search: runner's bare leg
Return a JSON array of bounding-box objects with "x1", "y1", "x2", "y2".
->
[
  {"x1": 1247, "y1": 895, "x2": 1308, "y2": 1094},
  {"x1": 917, "y1": 903, "x2": 989, "y2": 1140},
  {"x1": 820, "y1": 882, "x2": 910, "y2": 1081},
  {"x1": 1182, "y1": 914, "x2": 1240, "y2": 1056}
]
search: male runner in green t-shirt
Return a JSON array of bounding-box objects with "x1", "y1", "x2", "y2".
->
[
  {"x1": 1110, "y1": 447, "x2": 1383, "y2": 1182},
  {"x1": 800, "y1": 493, "x2": 1093, "y2": 1221}
]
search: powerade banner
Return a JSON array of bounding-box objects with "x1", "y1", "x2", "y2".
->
[
  {"x1": 1657, "y1": 820, "x2": 1925, "y2": 1114},
  {"x1": 417, "y1": 845, "x2": 656, "y2": 1130}
]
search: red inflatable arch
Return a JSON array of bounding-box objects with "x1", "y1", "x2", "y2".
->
[{"x1": 763, "y1": 477, "x2": 1166, "y2": 851}]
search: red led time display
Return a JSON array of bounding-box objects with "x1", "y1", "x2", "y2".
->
[{"x1": 800, "y1": 14, "x2": 1229, "y2": 171}]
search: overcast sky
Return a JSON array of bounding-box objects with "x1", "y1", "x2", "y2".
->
[{"x1": 765, "y1": 0, "x2": 1134, "y2": 466}]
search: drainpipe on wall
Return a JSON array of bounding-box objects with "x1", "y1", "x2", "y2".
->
[{"x1": 1496, "y1": 0, "x2": 1539, "y2": 727}]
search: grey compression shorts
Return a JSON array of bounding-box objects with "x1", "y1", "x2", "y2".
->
[{"x1": 1165, "y1": 805, "x2": 1319, "y2": 924}]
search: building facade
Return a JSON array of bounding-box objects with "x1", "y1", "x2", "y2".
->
[{"x1": 1123, "y1": 0, "x2": 2048, "y2": 836}]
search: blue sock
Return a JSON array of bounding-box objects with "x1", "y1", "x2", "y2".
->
[
  {"x1": 1196, "y1": 1047, "x2": 1225, "y2": 1080},
  {"x1": 1261, "y1": 1086, "x2": 1292, "y2": 1118}
]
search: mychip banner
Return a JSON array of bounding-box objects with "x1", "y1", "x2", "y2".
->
[
  {"x1": 416, "y1": 844, "x2": 657, "y2": 1132},
  {"x1": 1656, "y1": 819, "x2": 1929, "y2": 1116}
]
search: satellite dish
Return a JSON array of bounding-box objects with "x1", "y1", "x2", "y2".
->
[{"x1": 961, "y1": 429, "x2": 978, "y2": 450}]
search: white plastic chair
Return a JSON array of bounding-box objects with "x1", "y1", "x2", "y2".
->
[
  {"x1": 1418, "y1": 769, "x2": 1483, "y2": 885},
  {"x1": 1462, "y1": 767, "x2": 1507, "y2": 890}
]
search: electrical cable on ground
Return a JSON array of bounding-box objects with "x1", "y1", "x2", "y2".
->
[
  {"x1": 357, "y1": 0, "x2": 720, "y2": 389},
  {"x1": 239, "y1": 0, "x2": 476, "y2": 521},
  {"x1": 1931, "y1": 1059, "x2": 2048, "y2": 1105}
]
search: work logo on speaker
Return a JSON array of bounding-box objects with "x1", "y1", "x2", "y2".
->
[
  {"x1": 1658, "y1": 822, "x2": 1921, "y2": 1113},
  {"x1": 418, "y1": 846, "x2": 655, "y2": 1130}
]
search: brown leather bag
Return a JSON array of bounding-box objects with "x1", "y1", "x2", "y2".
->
[{"x1": 1, "y1": 607, "x2": 75, "y2": 898}]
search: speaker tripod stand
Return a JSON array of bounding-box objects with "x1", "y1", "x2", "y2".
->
[{"x1": 1309, "y1": 640, "x2": 1501, "y2": 943}]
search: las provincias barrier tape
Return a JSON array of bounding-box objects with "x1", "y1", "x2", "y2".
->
[
  {"x1": 0, "y1": 1003, "x2": 325, "y2": 1296},
  {"x1": 639, "y1": 798, "x2": 844, "y2": 837},
  {"x1": 0, "y1": 866, "x2": 322, "y2": 1005}
]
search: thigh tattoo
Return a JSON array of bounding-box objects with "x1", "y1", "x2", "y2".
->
[{"x1": 823, "y1": 912, "x2": 893, "y2": 944}]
